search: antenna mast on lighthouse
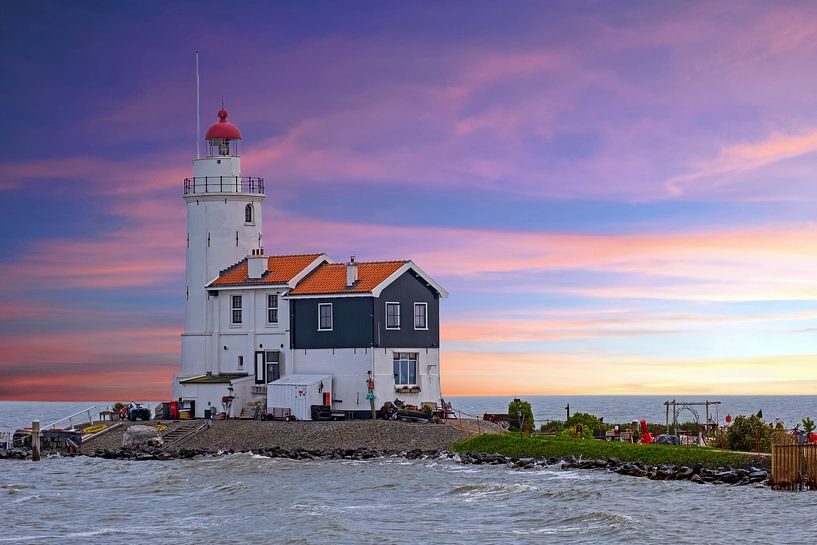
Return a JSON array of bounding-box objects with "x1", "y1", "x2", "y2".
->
[{"x1": 195, "y1": 50, "x2": 201, "y2": 159}]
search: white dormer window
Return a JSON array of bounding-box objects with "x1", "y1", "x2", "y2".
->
[
  {"x1": 386, "y1": 302, "x2": 400, "y2": 329},
  {"x1": 267, "y1": 293, "x2": 279, "y2": 324},
  {"x1": 245, "y1": 203, "x2": 254, "y2": 224},
  {"x1": 318, "y1": 303, "x2": 333, "y2": 331},
  {"x1": 414, "y1": 302, "x2": 428, "y2": 330},
  {"x1": 231, "y1": 295, "x2": 242, "y2": 324}
]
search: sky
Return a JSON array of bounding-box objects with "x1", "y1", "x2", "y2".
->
[{"x1": 2, "y1": 1, "x2": 817, "y2": 400}]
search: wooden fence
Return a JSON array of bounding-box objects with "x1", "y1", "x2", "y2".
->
[{"x1": 771, "y1": 444, "x2": 817, "y2": 490}]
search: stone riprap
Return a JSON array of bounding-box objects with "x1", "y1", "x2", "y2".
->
[{"x1": 458, "y1": 451, "x2": 770, "y2": 486}]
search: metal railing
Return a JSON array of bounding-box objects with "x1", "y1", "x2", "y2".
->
[
  {"x1": 44, "y1": 406, "x2": 99, "y2": 431},
  {"x1": 183, "y1": 176, "x2": 265, "y2": 195}
]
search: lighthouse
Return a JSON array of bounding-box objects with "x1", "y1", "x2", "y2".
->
[
  {"x1": 172, "y1": 103, "x2": 446, "y2": 420},
  {"x1": 180, "y1": 108, "x2": 265, "y2": 379}
]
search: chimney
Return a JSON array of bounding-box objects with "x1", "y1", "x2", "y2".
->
[
  {"x1": 247, "y1": 248, "x2": 267, "y2": 279},
  {"x1": 346, "y1": 255, "x2": 358, "y2": 287}
]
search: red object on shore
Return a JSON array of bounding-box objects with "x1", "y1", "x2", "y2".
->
[
  {"x1": 169, "y1": 400, "x2": 179, "y2": 420},
  {"x1": 726, "y1": 414, "x2": 732, "y2": 423},
  {"x1": 639, "y1": 419, "x2": 653, "y2": 445},
  {"x1": 809, "y1": 432, "x2": 817, "y2": 443}
]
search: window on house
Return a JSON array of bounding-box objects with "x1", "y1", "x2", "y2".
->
[
  {"x1": 265, "y1": 351, "x2": 280, "y2": 383},
  {"x1": 231, "y1": 295, "x2": 242, "y2": 324},
  {"x1": 267, "y1": 293, "x2": 278, "y2": 324},
  {"x1": 393, "y1": 352, "x2": 418, "y2": 386},
  {"x1": 386, "y1": 302, "x2": 400, "y2": 329},
  {"x1": 238, "y1": 356, "x2": 244, "y2": 368},
  {"x1": 245, "y1": 203, "x2": 253, "y2": 223},
  {"x1": 414, "y1": 302, "x2": 427, "y2": 329},
  {"x1": 318, "y1": 303, "x2": 333, "y2": 331}
]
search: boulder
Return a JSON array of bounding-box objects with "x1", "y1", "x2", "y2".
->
[{"x1": 122, "y1": 425, "x2": 163, "y2": 450}]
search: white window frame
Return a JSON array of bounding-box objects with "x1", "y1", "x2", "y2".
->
[
  {"x1": 267, "y1": 293, "x2": 279, "y2": 325},
  {"x1": 244, "y1": 203, "x2": 254, "y2": 225},
  {"x1": 413, "y1": 302, "x2": 428, "y2": 330},
  {"x1": 318, "y1": 303, "x2": 333, "y2": 331},
  {"x1": 231, "y1": 295, "x2": 243, "y2": 325},
  {"x1": 393, "y1": 352, "x2": 418, "y2": 386},
  {"x1": 385, "y1": 302, "x2": 401, "y2": 330}
]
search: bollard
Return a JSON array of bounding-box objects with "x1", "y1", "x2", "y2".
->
[{"x1": 31, "y1": 419, "x2": 41, "y2": 462}]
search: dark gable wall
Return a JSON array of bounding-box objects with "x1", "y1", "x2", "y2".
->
[
  {"x1": 375, "y1": 271, "x2": 440, "y2": 349},
  {"x1": 291, "y1": 271, "x2": 441, "y2": 350},
  {"x1": 291, "y1": 297, "x2": 374, "y2": 349}
]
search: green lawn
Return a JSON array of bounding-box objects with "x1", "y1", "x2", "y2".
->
[{"x1": 451, "y1": 433, "x2": 769, "y2": 469}]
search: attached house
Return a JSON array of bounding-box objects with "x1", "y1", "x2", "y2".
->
[
  {"x1": 176, "y1": 254, "x2": 447, "y2": 419},
  {"x1": 287, "y1": 259, "x2": 447, "y2": 417}
]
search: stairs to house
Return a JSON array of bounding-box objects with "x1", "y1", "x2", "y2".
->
[{"x1": 161, "y1": 420, "x2": 210, "y2": 450}]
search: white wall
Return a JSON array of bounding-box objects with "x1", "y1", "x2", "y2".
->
[
  {"x1": 212, "y1": 288, "x2": 290, "y2": 375},
  {"x1": 181, "y1": 152, "x2": 265, "y2": 381},
  {"x1": 373, "y1": 348, "x2": 441, "y2": 408},
  {"x1": 183, "y1": 194, "x2": 263, "y2": 337},
  {"x1": 291, "y1": 348, "x2": 373, "y2": 411}
]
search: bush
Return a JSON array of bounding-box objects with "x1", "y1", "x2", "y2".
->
[
  {"x1": 508, "y1": 399, "x2": 534, "y2": 433},
  {"x1": 727, "y1": 415, "x2": 771, "y2": 452},
  {"x1": 559, "y1": 412, "x2": 600, "y2": 439},
  {"x1": 540, "y1": 420, "x2": 565, "y2": 434}
]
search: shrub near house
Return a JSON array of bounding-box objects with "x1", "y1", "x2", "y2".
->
[{"x1": 508, "y1": 399, "x2": 534, "y2": 433}]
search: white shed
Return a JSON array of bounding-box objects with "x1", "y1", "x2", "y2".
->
[{"x1": 267, "y1": 374, "x2": 332, "y2": 421}]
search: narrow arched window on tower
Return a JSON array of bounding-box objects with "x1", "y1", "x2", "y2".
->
[{"x1": 245, "y1": 204, "x2": 253, "y2": 224}]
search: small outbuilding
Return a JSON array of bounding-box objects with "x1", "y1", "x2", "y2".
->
[{"x1": 267, "y1": 374, "x2": 332, "y2": 421}]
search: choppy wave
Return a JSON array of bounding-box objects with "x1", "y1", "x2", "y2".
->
[{"x1": 0, "y1": 453, "x2": 808, "y2": 544}]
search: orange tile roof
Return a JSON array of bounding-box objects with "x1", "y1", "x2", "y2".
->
[
  {"x1": 209, "y1": 254, "x2": 323, "y2": 287},
  {"x1": 289, "y1": 261, "x2": 407, "y2": 295}
]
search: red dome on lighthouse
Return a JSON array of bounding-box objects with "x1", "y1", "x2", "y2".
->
[{"x1": 205, "y1": 108, "x2": 242, "y2": 140}]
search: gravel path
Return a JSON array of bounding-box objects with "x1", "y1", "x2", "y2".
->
[
  {"x1": 183, "y1": 420, "x2": 470, "y2": 452},
  {"x1": 81, "y1": 419, "x2": 472, "y2": 454}
]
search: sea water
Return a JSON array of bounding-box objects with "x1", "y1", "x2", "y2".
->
[
  {"x1": 2, "y1": 398, "x2": 817, "y2": 544},
  {"x1": 1, "y1": 451, "x2": 816, "y2": 544}
]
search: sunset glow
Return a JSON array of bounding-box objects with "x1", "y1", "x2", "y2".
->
[{"x1": 3, "y1": 2, "x2": 817, "y2": 400}]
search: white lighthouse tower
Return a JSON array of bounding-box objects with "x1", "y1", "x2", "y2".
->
[{"x1": 178, "y1": 107, "x2": 264, "y2": 382}]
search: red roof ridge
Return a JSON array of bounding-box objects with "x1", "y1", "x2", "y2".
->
[
  {"x1": 267, "y1": 252, "x2": 324, "y2": 258},
  {"x1": 323, "y1": 259, "x2": 409, "y2": 265}
]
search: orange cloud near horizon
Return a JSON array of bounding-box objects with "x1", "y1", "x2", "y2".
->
[{"x1": 440, "y1": 351, "x2": 817, "y2": 396}]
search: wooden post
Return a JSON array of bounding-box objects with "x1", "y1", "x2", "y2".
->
[
  {"x1": 31, "y1": 419, "x2": 41, "y2": 462},
  {"x1": 370, "y1": 397, "x2": 376, "y2": 420}
]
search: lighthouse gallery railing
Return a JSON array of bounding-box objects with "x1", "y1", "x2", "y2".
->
[{"x1": 183, "y1": 176, "x2": 265, "y2": 195}]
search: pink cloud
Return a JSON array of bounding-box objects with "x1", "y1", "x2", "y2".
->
[{"x1": 262, "y1": 217, "x2": 817, "y2": 301}]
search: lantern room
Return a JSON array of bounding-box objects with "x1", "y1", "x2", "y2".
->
[{"x1": 205, "y1": 108, "x2": 242, "y2": 157}]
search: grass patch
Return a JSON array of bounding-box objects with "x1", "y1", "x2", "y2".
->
[{"x1": 451, "y1": 433, "x2": 769, "y2": 469}]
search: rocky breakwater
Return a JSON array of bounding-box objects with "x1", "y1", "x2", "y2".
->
[
  {"x1": 0, "y1": 447, "x2": 33, "y2": 460},
  {"x1": 84, "y1": 445, "x2": 443, "y2": 461},
  {"x1": 457, "y1": 452, "x2": 770, "y2": 486}
]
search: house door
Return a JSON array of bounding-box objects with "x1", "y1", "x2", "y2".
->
[
  {"x1": 254, "y1": 351, "x2": 265, "y2": 384},
  {"x1": 265, "y1": 351, "x2": 280, "y2": 383}
]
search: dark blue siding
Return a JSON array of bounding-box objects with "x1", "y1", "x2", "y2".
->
[
  {"x1": 374, "y1": 271, "x2": 440, "y2": 348},
  {"x1": 291, "y1": 297, "x2": 374, "y2": 349},
  {"x1": 291, "y1": 271, "x2": 440, "y2": 349}
]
